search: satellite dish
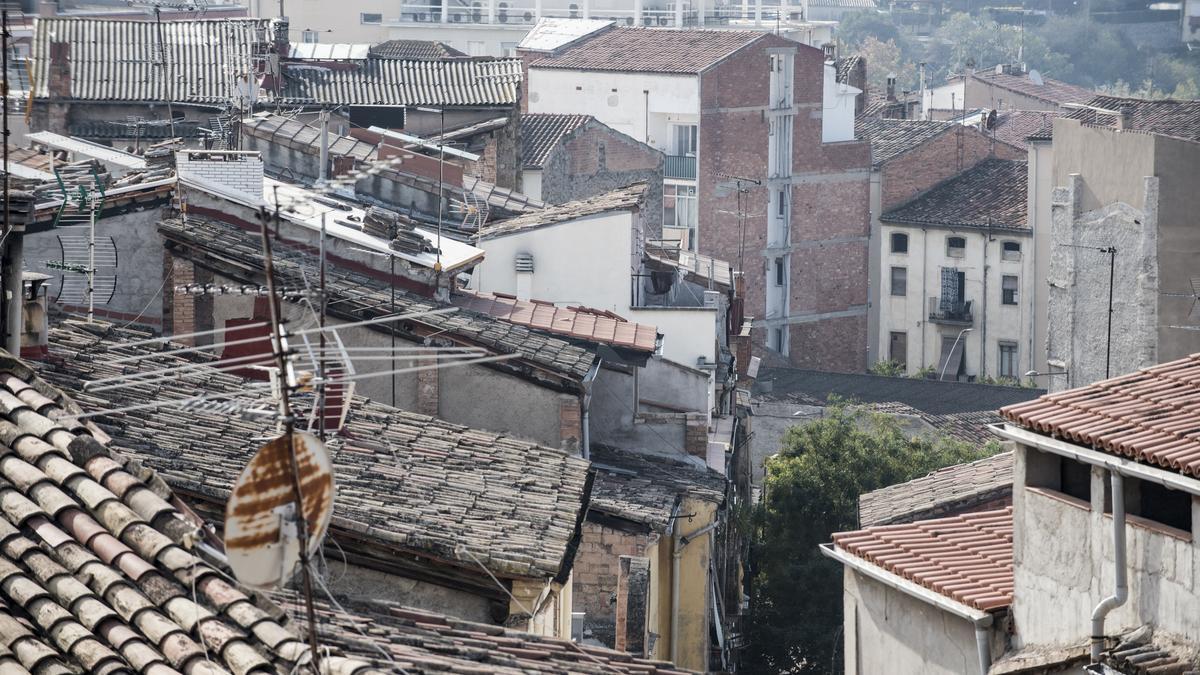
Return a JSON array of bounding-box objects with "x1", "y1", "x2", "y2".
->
[
  {"x1": 225, "y1": 431, "x2": 335, "y2": 589},
  {"x1": 1029, "y1": 69, "x2": 1044, "y2": 86}
]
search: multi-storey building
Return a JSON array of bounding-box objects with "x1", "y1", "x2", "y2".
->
[{"x1": 521, "y1": 22, "x2": 871, "y2": 370}]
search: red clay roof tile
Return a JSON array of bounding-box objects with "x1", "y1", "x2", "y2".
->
[
  {"x1": 453, "y1": 290, "x2": 659, "y2": 352},
  {"x1": 832, "y1": 507, "x2": 1013, "y2": 612}
]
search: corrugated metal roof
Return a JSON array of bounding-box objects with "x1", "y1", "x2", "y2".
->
[
  {"x1": 27, "y1": 130, "x2": 148, "y2": 169},
  {"x1": 832, "y1": 507, "x2": 1014, "y2": 612},
  {"x1": 278, "y1": 57, "x2": 522, "y2": 106},
  {"x1": 288, "y1": 42, "x2": 370, "y2": 60},
  {"x1": 30, "y1": 17, "x2": 271, "y2": 103}
]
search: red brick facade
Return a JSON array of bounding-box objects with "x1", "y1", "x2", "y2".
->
[
  {"x1": 573, "y1": 521, "x2": 653, "y2": 648},
  {"x1": 881, "y1": 128, "x2": 1025, "y2": 211},
  {"x1": 698, "y1": 37, "x2": 872, "y2": 372}
]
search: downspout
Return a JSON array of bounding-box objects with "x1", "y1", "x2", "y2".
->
[
  {"x1": 1091, "y1": 472, "x2": 1128, "y2": 664},
  {"x1": 671, "y1": 519, "x2": 719, "y2": 664},
  {"x1": 975, "y1": 624, "x2": 991, "y2": 675},
  {"x1": 580, "y1": 360, "x2": 601, "y2": 460}
]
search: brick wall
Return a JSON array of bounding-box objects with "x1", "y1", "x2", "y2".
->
[
  {"x1": 540, "y1": 120, "x2": 664, "y2": 236},
  {"x1": 559, "y1": 399, "x2": 581, "y2": 454},
  {"x1": 698, "y1": 35, "x2": 872, "y2": 373},
  {"x1": 176, "y1": 151, "x2": 265, "y2": 201},
  {"x1": 881, "y1": 128, "x2": 1025, "y2": 211},
  {"x1": 574, "y1": 521, "x2": 653, "y2": 648}
]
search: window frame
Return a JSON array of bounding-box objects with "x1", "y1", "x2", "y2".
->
[
  {"x1": 890, "y1": 232, "x2": 909, "y2": 254},
  {"x1": 1002, "y1": 240, "x2": 1021, "y2": 261},
  {"x1": 360, "y1": 12, "x2": 383, "y2": 24},
  {"x1": 888, "y1": 331, "x2": 907, "y2": 367},
  {"x1": 774, "y1": 256, "x2": 786, "y2": 287},
  {"x1": 670, "y1": 124, "x2": 698, "y2": 156},
  {"x1": 998, "y1": 341, "x2": 1018, "y2": 379},
  {"x1": 1002, "y1": 275, "x2": 1019, "y2": 306},
  {"x1": 890, "y1": 266, "x2": 907, "y2": 297},
  {"x1": 946, "y1": 235, "x2": 966, "y2": 258}
]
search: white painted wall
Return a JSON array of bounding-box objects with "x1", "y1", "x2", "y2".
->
[
  {"x1": 527, "y1": 68, "x2": 699, "y2": 151},
  {"x1": 520, "y1": 169, "x2": 544, "y2": 201},
  {"x1": 877, "y1": 224, "x2": 1035, "y2": 380},
  {"x1": 925, "y1": 81, "x2": 965, "y2": 115},
  {"x1": 1012, "y1": 445, "x2": 1200, "y2": 650},
  {"x1": 822, "y1": 62, "x2": 859, "y2": 143}
]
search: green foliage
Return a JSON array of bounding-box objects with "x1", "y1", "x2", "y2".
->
[
  {"x1": 911, "y1": 365, "x2": 937, "y2": 380},
  {"x1": 837, "y1": 10, "x2": 902, "y2": 47},
  {"x1": 867, "y1": 359, "x2": 906, "y2": 377},
  {"x1": 1035, "y1": 15, "x2": 1142, "y2": 87},
  {"x1": 743, "y1": 403, "x2": 996, "y2": 673}
]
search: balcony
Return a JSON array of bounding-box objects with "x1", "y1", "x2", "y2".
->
[
  {"x1": 665, "y1": 155, "x2": 697, "y2": 180},
  {"x1": 928, "y1": 297, "x2": 973, "y2": 326}
]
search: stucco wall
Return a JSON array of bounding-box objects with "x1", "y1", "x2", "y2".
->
[
  {"x1": 1150, "y1": 133, "x2": 1200, "y2": 366},
  {"x1": 1012, "y1": 444, "x2": 1200, "y2": 649},
  {"x1": 328, "y1": 561, "x2": 494, "y2": 623},
  {"x1": 842, "y1": 568, "x2": 1002, "y2": 675},
  {"x1": 438, "y1": 361, "x2": 577, "y2": 450}
]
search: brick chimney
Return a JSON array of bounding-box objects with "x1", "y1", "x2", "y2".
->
[
  {"x1": 20, "y1": 274, "x2": 50, "y2": 360},
  {"x1": 1116, "y1": 105, "x2": 1134, "y2": 131},
  {"x1": 886, "y1": 74, "x2": 897, "y2": 102},
  {"x1": 48, "y1": 42, "x2": 71, "y2": 98}
]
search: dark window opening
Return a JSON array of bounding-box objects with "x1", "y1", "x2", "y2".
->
[
  {"x1": 891, "y1": 232, "x2": 908, "y2": 254},
  {"x1": 1027, "y1": 448, "x2": 1091, "y2": 504},
  {"x1": 890, "y1": 266, "x2": 906, "y2": 297},
  {"x1": 1002, "y1": 275, "x2": 1019, "y2": 305},
  {"x1": 1106, "y1": 474, "x2": 1193, "y2": 535}
]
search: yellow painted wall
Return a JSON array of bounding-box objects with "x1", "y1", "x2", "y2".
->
[
  {"x1": 510, "y1": 576, "x2": 572, "y2": 639},
  {"x1": 673, "y1": 497, "x2": 717, "y2": 672}
]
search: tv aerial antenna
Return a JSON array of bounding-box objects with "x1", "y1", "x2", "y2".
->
[
  {"x1": 450, "y1": 189, "x2": 490, "y2": 232},
  {"x1": 44, "y1": 164, "x2": 116, "y2": 323},
  {"x1": 1162, "y1": 277, "x2": 1200, "y2": 328}
]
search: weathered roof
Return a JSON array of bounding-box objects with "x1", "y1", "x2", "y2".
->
[
  {"x1": 275, "y1": 592, "x2": 696, "y2": 674},
  {"x1": 1001, "y1": 353, "x2": 1200, "y2": 478},
  {"x1": 854, "y1": 117, "x2": 955, "y2": 167},
  {"x1": 475, "y1": 182, "x2": 645, "y2": 240},
  {"x1": 881, "y1": 158, "x2": 1028, "y2": 231},
  {"x1": 0, "y1": 346, "x2": 381, "y2": 673},
  {"x1": 588, "y1": 446, "x2": 725, "y2": 531},
  {"x1": 520, "y1": 113, "x2": 593, "y2": 169},
  {"x1": 371, "y1": 39, "x2": 466, "y2": 60},
  {"x1": 858, "y1": 452, "x2": 1013, "y2": 527},
  {"x1": 970, "y1": 67, "x2": 1095, "y2": 107},
  {"x1": 990, "y1": 109, "x2": 1060, "y2": 147},
  {"x1": 530, "y1": 27, "x2": 765, "y2": 74},
  {"x1": 453, "y1": 291, "x2": 660, "y2": 353},
  {"x1": 278, "y1": 57, "x2": 522, "y2": 107},
  {"x1": 1062, "y1": 95, "x2": 1200, "y2": 143},
  {"x1": 757, "y1": 367, "x2": 1042, "y2": 416},
  {"x1": 40, "y1": 320, "x2": 593, "y2": 582},
  {"x1": 30, "y1": 17, "x2": 271, "y2": 103},
  {"x1": 859, "y1": 401, "x2": 1007, "y2": 446},
  {"x1": 832, "y1": 507, "x2": 1014, "y2": 612},
  {"x1": 159, "y1": 217, "x2": 597, "y2": 381},
  {"x1": 242, "y1": 113, "x2": 378, "y2": 161},
  {"x1": 834, "y1": 55, "x2": 863, "y2": 85},
  {"x1": 518, "y1": 18, "x2": 615, "y2": 52}
]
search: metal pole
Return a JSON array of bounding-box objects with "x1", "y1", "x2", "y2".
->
[
  {"x1": 1105, "y1": 246, "x2": 1115, "y2": 379},
  {"x1": 390, "y1": 253, "x2": 396, "y2": 407},
  {"x1": 318, "y1": 214, "x2": 326, "y2": 441},
  {"x1": 87, "y1": 206, "x2": 95, "y2": 323},
  {"x1": 318, "y1": 108, "x2": 329, "y2": 183},
  {"x1": 436, "y1": 107, "x2": 444, "y2": 274},
  {"x1": 257, "y1": 208, "x2": 321, "y2": 673},
  {"x1": 154, "y1": 8, "x2": 177, "y2": 139},
  {"x1": 1, "y1": 7, "x2": 14, "y2": 354}
]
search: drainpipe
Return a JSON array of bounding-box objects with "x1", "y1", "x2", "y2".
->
[
  {"x1": 580, "y1": 360, "x2": 601, "y2": 460},
  {"x1": 1091, "y1": 472, "x2": 1127, "y2": 664},
  {"x1": 974, "y1": 624, "x2": 991, "y2": 675},
  {"x1": 671, "y1": 519, "x2": 719, "y2": 664}
]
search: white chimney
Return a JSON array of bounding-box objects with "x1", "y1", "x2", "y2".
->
[{"x1": 175, "y1": 151, "x2": 265, "y2": 203}]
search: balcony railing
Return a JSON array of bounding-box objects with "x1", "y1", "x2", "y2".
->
[
  {"x1": 665, "y1": 155, "x2": 697, "y2": 180},
  {"x1": 391, "y1": 1, "x2": 804, "y2": 26},
  {"x1": 928, "y1": 297, "x2": 973, "y2": 325}
]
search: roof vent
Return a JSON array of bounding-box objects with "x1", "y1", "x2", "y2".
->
[{"x1": 514, "y1": 252, "x2": 535, "y2": 273}]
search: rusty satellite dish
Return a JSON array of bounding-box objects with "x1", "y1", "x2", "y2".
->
[{"x1": 225, "y1": 431, "x2": 335, "y2": 589}]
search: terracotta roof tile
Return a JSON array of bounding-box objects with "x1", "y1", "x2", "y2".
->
[
  {"x1": 589, "y1": 446, "x2": 725, "y2": 531},
  {"x1": 832, "y1": 507, "x2": 1014, "y2": 612},
  {"x1": 474, "y1": 183, "x2": 645, "y2": 240},
  {"x1": 1060, "y1": 95, "x2": 1200, "y2": 143},
  {"x1": 858, "y1": 452, "x2": 1013, "y2": 527},
  {"x1": 1000, "y1": 353, "x2": 1200, "y2": 477},
  {"x1": 880, "y1": 158, "x2": 1028, "y2": 231},
  {"x1": 970, "y1": 67, "x2": 1095, "y2": 107},
  {"x1": 854, "y1": 117, "x2": 955, "y2": 167},
  {"x1": 371, "y1": 40, "x2": 466, "y2": 60},
  {"x1": 530, "y1": 27, "x2": 765, "y2": 74},
  {"x1": 453, "y1": 291, "x2": 659, "y2": 352},
  {"x1": 520, "y1": 113, "x2": 593, "y2": 169},
  {"x1": 990, "y1": 109, "x2": 1060, "y2": 147}
]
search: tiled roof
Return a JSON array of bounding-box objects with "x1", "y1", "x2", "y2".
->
[
  {"x1": 588, "y1": 446, "x2": 726, "y2": 531},
  {"x1": 757, "y1": 367, "x2": 1042, "y2": 416},
  {"x1": 278, "y1": 57, "x2": 522, "y2": 107},
  {"x1": 530, "y1": 27, "x2": 764, "y2": 74},
  {"x1": 832, "y1": 507, "x2": 1014, "y2": 612},
  {"x1": 475, "y1": 182, "x2": 645, "y2": 240},
  {"x1": 834, "y1": 55, "x2": 863, "y2": 85},
  {"x1": 854, "y1": 117, "x2": 954, "y2": 166},
  {"x1": 970, "y1": 67, "x2": 1095, "y2": 107},
  {"x1": 453, "y1": 291, "x2": 660, "y2": 352},
  {"x1": 159, "y1": 217, "x2": 597, "y2": 380},
  {"x1": 1102, "y1": 634, "x2": 1200, "y2": 675},
  {"x1": 1000, "y1": 353, "x2": 1200, "y2": 478},
  {"x1": 30, "y1": 17, "x2": 271, "y2": 103},
  {"x1": 275, "y1": 592, "x2": 696, "y2": 674},
  {"x1": 859, "y1": 401, "x2": 1007, "y2": 446},
  {"x1": 1062, "y1": 95, "x2": 1200, "y2": 143},
  {"x1": 371, "y1": 39, "x2": 467, "y2": 60},
  {"x1": 0, "y1": 347, "x2": 382, "y2": 673},
  {"x1": 39, "y1": 320, "x2": 593, "y2": 582},
  {"x1": 881, "y1": 158, "x2": 1028, "y2": 231},
  {"x1": 520, "y1": 113, "x2": 593, "y2": 169},
  {"x1": 990, "y1": 109, "x2": 1059, "y2": 147},
  {"x1": 858, "y1": 452, "x2": 1014, "y2": 526},
  {"x1": 243, "y1": 113, "x2": 377, "y2": 161}
]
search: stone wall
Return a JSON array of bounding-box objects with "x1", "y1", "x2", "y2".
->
[{"x1": 574, "y1": 521, "x2": 656, "y2": 647}]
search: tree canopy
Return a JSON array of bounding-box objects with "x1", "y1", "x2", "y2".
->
[{"x1": 743, "y1": 402, "x2": 997, "y2": 674}]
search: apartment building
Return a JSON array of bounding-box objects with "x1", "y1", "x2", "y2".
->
[{"x1": 522, "y1": 23, "x2": 871, "y2": 370}]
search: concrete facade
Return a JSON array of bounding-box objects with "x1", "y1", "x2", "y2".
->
[{"x1": 1046, "y1": 121, "x2": 1200, "y2": 391}]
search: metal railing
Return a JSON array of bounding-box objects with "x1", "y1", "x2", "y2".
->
[
  {"x1": 664, "y1": 155, "x2": 697, "y2": 180},
  {"x1": 390, "y1": 0, "x2": 803, "y2": 26},
  {"x1": 928, "y1": 297, "x2": 973, "y2": 325}
]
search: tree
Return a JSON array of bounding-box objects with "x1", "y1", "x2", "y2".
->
[
  {"x1": 1032, "y1": 15, "x2": 1142, "y2": 88},
  {"x1": 837, "y1": 10, "x2": 902, "y2": 48},
  {"x1": 858, "y1": 36, "x2": 918, "y2": 91},
  {"x1": 743, "y1": 402, "x2": 996, "y2": 674}
]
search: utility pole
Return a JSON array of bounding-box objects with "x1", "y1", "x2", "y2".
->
[
  {"x1": 318, "y1": 108, "x2": 329, "y2": 183},
  {"x1": 1104, "y1": 246, "x2": 1115, "y2": 379},
  {"x1": 2, "y1": 8, "x2": 21, "y2": 356}
]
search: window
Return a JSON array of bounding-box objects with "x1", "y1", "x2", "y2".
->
[
  {"x1": 670, "y1": 124, "x2": 698, "y2": 156},
  {"x1": 1002, "y1": 275, "x2": 1019, "y2": 305},
  {"x1": 777, "y1": 189, "x2": 787, "y2": 217},
  {"x1": 1002, "y1": 240, "x2": 1021, "y2": 261},
  {"x1": 890, "y1": 232, "x2": 908, "y2": 254},
  {"x1": 946, "y1": 236, "x2": 966, "y2": 258},
  {"x1": 774, "y1": 257, "x2": 786, "y2": 287},
  {"x1": 301, "y1": 30, "x2": 320, "y2": 43},
  {"x1": 663, "y1": 184, "x2": 698, "y2": 246},
  {"x1": 467, "y1": 41, "x2": 487, "y2": 56},
  {"x1": 500, "y1": 42, "x2": 518, "y2": 57},
  {"x1": 1105, "y1": 474, "x2": 1193, "y2": 536},
  {"x1": 1027, "y1": 448, "x2": 1092, "y2": 504},
  {"x1": 890, "y1": 266, "x2": 906, "y2": 297},
  {"x1": 770, "y1": 327, "x2": 787, "y2": 354},
  {"x1": 360, "y1": 12, "x2": 382, "y2": 23},
  {"x1": 999, "y1": 342, "x2": 1018, "y2": 378},
  {"x1": 889, "y1": 331, "x2": 907, "y2": 367}
]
